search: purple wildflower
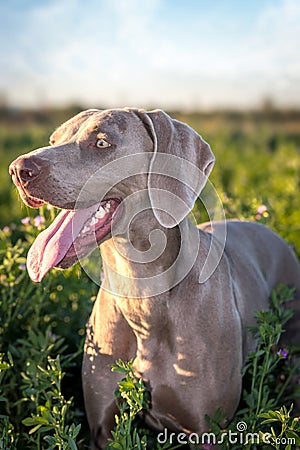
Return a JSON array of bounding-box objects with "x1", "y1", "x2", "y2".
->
[
  {"x1": 201, "y1": 443, "x2": 213, "y2": 450},
  {"x1": 21, "y1": 217, "x2": 30, "y2": 225},
  {"x1": 257, "y1": 205, "x2": 267, "y2": 214},
  {"x1": 33, "y1": 215, "x2": 45, "y2": 228},
  {"x1": 18, "y1": 263, "x2": 26, "y2": 271},
  {"x1": 48, "y1": 330, "x2": 57, "y2": 343},
  {"x1": 277, "y1": 349, "x2": 288, "y2": 359}
]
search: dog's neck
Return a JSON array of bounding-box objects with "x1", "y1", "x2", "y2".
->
[{"x1": 100, "y1": 209, "x2": 198, "y2": 299}]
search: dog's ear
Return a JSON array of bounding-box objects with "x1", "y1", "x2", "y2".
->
[{"x1": 140, "y1": 109, "x2": 215, "y2": 228}]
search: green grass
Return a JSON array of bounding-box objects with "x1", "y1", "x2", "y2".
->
[{"x1": 0, "y1": 108, "x2": 299, "y2": 449}]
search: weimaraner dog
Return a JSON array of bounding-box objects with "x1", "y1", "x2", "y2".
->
[{"x1": 9, "y1": 108, "x2": 300, "y2": 449}]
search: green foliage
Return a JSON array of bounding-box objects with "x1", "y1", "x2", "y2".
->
[
  {"x1": 190, "y1": 112, "x2": 300, "y2": 257},
  {"x1": 242, "y1": 286, "x2": 296, "y2": 424},
  {"x1": 106, "y1": 360, "x2": 148, "y2": 450},
  {"x1": 106, "y1": 361, "x2": 182, "y2": 450},
  {"x1": 0, "y1": 210, "x2": 96, "y2": 448},
  {"x1": 22, "y1": 356, "x2": 81, "y2": 449},
  {"x1": 0, "y1": 352, "x2": 15, "y2": 449},
  {"x1": 205, "y1": 285, "x2": 300, "y2": 449},
  {"x1": 0, "y1": 123, "x2": 51, "y2": 226},
  {"x1": 259, "y1": 405, "x2": 300, "y2": 449}
]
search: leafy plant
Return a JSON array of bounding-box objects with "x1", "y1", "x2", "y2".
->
[
  {"x1": 0, "y1": 352, "x2": 16, "y2": 450},
  {"x1": 106, "y1": 359, "x2": 148, "y2": 450},
  {"x1": 22, "y1": 356, "x2": 81, "y2": 450},
  {"x1": 205, "y1": 285, "x2": 300, "y2": 449},
  {"x1": 0, "y1": 210, "x2": 96, "y2": 448},
  {"x1": 106, "y1": 360, "x2": 182, "y2": 450},
  {"x1": 259, "y1": 405, "x2": 300, "y2": 449},
  {"x1": 243, "y1": 285, "x2": 296, "y2": 427}
]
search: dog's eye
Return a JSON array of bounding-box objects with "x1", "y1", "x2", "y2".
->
[{"x1": 96, "y1": 139, "x2": 111, "y2": 149}]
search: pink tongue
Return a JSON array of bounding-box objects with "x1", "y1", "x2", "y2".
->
[{"x1": 27, "y1": 204, "x2": 99, "y2": 282}]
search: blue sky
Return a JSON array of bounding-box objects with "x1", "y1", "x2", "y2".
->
[{"x1": 1, "y1": 0, "x2": 299, "y2": 109}]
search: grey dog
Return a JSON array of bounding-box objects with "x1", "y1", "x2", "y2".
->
[{"x1": 9, "y1": 108, "x2": 300, "y2": 449}]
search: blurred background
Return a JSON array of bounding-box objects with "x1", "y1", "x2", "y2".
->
[
  {"x1": 1, "y1": 0, "x2": 300, "y2": 110},
  {"x1": 0, "y1": 0, "x2": 300, "y2": 111}
]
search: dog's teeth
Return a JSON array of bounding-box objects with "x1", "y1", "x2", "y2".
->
[
  {"x1": 95, "y1": 207, "x2": 106, "y2": 219},
  {"x1": 90, "y1": 216, "x2": 97, "y2": 226},
  {"x1": 82, "y1": 225, "x2": 90, "y2": 234},
  {"x1": 104, "y1": 203, "x2": 111, "y2": 212}
]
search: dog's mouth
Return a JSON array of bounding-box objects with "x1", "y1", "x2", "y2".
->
[{"x1": 27, "y1": 198, "x2": 121, "y2": 282}]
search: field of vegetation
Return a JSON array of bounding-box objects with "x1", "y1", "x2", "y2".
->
[{"x1": 0, "y1": 107, "x2": 299, "y2": 449}]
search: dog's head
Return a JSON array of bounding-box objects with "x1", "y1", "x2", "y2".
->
[{"x1": 9, "y1": 108, "x2": 214, "y2": 282}]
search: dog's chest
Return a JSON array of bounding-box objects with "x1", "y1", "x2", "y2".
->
[{"x1": 117, "y1": 296, "x2": 170, "y2": 337}]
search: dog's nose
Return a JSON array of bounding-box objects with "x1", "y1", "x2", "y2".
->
[{"x1": 9, "y1": 156, "x2": 45, "y2": 183}]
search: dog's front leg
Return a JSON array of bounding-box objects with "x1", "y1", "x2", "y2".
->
[{"x1": 82, "y1": 292, "x2": 136, "y2": 449}]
